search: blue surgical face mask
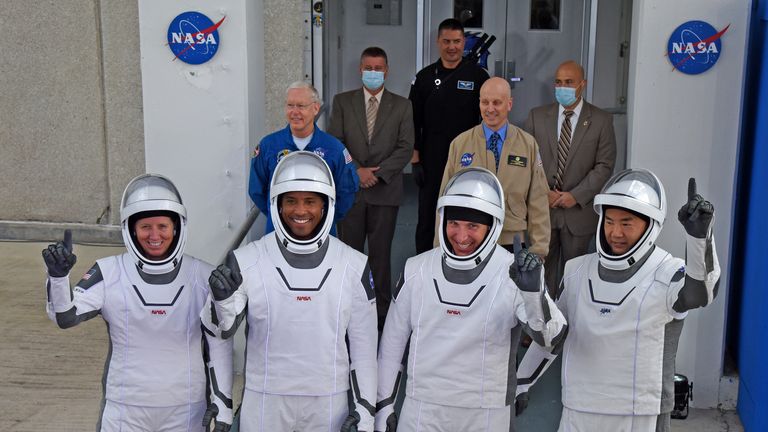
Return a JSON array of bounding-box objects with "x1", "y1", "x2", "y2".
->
[
  {"x1": 555, "y1": 86, "x2": 578, "y2": 107},
  {"x1": 362, "y1": 70, "x2": 385, "y2": 90}
]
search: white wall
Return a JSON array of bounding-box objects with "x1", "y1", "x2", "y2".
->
[
  {"x1": 138, "y1": 1, "x2": 264, "y2": 265},
  {"x1": 627, "y1": 0, "x2": 749, "y2": 408}
]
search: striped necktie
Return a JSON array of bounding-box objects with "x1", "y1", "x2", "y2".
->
[
  {"x1": 366, "y1": 96, "x2": 378, "y2": 141},
  {"x1": 554, "y1": 110, "x2": 575, "y2": 190}
]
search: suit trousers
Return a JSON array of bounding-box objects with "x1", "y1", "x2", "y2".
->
[
  {"x1": 415, "y1": 177, "x2": 442, "y2": 254},
  {"x1": 545, "y1": 225, "x2": 593, "y2": 298},
  {"x1": 339, "y1": 199, "x2": 399, "y2": 330}
]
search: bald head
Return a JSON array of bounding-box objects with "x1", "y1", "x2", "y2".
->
[
  {"x1": 554, "y1": 61, "x2": 586, "y2": 108},
  {"x1": 481, "y1": 77, "x2": 512, "y2": 98},
  {"x1": 479, "y1": 77, "x2": 513, "y2": 131},
  {"x1": 556, "y1": 61, "x2": 585, "y2": 81}
]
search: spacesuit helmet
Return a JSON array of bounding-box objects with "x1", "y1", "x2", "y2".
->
[
  {"x1": 437, "y1": 168, "x2": 505, "y2": 270},
  {"x1": 593, "y1": 168, "x2": 667, "y2": 270},
  {"x1": 270, "y1": 151, "x2": 336, "y2": 254},
  {"x1": 120, "y1": 173, "x2": 187, "y2": 275}
]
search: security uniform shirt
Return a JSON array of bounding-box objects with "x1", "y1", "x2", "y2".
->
[{"x1": 410, "y1": 59, "x2": 489, "y2": 178}]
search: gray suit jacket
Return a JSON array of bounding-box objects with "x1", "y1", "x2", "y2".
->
[
  {"x1": 525, "y1": 101, "x2": 617, "y2": 236},
  {"x1": 328, "y1": 88, "x2": 414, "y2": 206}
]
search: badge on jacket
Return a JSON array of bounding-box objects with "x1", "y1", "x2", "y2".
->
[
  {"x1": 457, "y1": 80, "x2": 475, "y2": 90},
  {"x1": 461, "y1": 152, "x2": 475, "y2": 167},
  {"x1": 508, "y1": 155, "x2": 528, "y2": 167}
]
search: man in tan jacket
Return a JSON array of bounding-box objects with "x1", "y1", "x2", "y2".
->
[{"x1": 439, "y1": 77, "x2": 550, "y2": 256}]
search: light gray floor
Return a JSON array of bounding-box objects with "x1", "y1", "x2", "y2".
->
[{"x1": 0, "y1": 176, "x2": 743, "y2": 431}]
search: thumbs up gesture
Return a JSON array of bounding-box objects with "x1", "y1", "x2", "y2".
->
[
  {"x1": 677, "y1": 178, "x2": 714, "y2": 238},
  {"x1": 42, "y1": 229, "x2": 77, "y2": 277}
]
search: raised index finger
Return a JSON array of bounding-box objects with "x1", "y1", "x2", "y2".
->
[
  {"x1": 513, "y1": 235, "x2": 523, "y2": 256},
  {"x1": 688, "y1": 177, "x2": 697, "y2": 201},
  {"x1": 63, "y1": 229, "x2": 73, "y2": 252}
]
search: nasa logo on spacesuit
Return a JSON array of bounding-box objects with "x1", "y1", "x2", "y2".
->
[
  {"x1": 599, "y1": 307, "x2": 612, "y2": 316},
  {"x1": 666, "y1": 20, "x2": 729, "y2": 75},
  {"x1": 167, "y1": 11, "x2": 225, "y2": 65},
  {"x1": 460, "y1": 152, "x2": 474, "y2": 167},
  {"x1": 313, "y1": 148, "x2": 326, "y2": 158}
]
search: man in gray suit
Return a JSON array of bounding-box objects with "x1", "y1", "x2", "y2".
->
[
  {"x1": 328, "y1": 47, "x2": 415, "y2": 329},
  {"x1": 525, "y1": 60, "x2": 617, "y2": 296}
]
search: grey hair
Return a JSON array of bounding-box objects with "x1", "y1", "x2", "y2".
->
[{"x1": 286, "y1": 81, "x2": 321, "y2": 104}]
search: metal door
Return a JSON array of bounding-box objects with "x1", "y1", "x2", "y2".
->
[{"x1": 424, "y1": 0, "x2": 589, "y2": 126}]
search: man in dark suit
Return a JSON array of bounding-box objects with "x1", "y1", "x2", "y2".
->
[
  {"x1": 525, "y1": 60, "x2": 617, "y2": 296},
  {"x1": 328, "y1": 47, "x2": 415, "y2": 329}
]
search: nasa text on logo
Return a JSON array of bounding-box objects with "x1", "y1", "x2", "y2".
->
[
  {"x1": 167, "y1": 12, "x2": 225, "y2": 65},
  {"x1": 460, "y1": 152, "x2": 474, "y2": 167},
  {"x1": 667, "y1": 20, "x2": 730, "y2": 75}
]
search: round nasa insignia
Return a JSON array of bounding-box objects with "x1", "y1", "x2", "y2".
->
[
  {"x1": 277, "y1": 149, "x2": 291, "y2": 163},
  {"x1": 460, "y1": 152, "x2": 474, "y2": 167},
  {"x1": 667, "y1": 21, "x2": 729, "y2": 75},
  {"x1": 167, "y1": 12, "x2": 225, "y2": 65},
  {"x1": 313, "y1": 147, "x2": 325, "y2": 158}
]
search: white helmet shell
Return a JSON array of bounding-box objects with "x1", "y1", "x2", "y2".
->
[
  {"x1": 437, "y1": 167, "x2": 505, "y2": 270},
  {"x1": 593, "y1": 168, "x2": 666, "y2": 270},
  {"x1": 270, "y1": 151, "x2": 336, "y2": 254},
  {"x1": 120, "y1": 174, "x2": 187, "y2": 275}
]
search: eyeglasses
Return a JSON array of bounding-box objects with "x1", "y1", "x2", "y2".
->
[{"x1": 285, "y1": 102, "x2": 315, "y2": 111}]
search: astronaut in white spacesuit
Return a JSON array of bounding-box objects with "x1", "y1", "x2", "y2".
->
[
  {"x1": 42, "y1": 173, "x2": 233, "y2": 432},
  {"x1": 373, "y1": 167, "x2": 567, "y2": 432},
  {"x1": 516, "y1": 170, "x2": 721, "y2": 432},
  {"x1": 202, "y1": 151, "x2": 378, "y2": 432}
]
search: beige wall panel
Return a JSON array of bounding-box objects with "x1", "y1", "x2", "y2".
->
[
  {"x1": 100, "y1": 0, "x2": 146, "y2": 224},
  {"x1": 263, "y1": 0, "x2": 305, "y2": 132},
  {"x1": 0, "y1": 1, "x2": 108, "y2": 223}
]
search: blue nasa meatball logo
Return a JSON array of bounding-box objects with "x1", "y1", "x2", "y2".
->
[
  {"x1": 667, "y1": 21, "x2": 729, "y2": 75},
  {"x1": 460, "y1": 152, "x2": 474, "y2": 167},
  {"x1": 167, "y1": 12, "x2": 225, "y2": 65}
]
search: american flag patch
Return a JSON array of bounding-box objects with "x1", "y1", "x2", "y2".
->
[
  {"x1": 82, "y1": 269, "x2": 96, "y2": 280},
  {"x1": 343, "y1": 148, "x2": 353, "y2": 164}
]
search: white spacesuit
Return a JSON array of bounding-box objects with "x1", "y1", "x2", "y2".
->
[
  {"x1": 43, "y1": 174, "x2": 233, "y2": 432},
  {"x1": 516, "y1": 170, "x2": 721, "y2": 432},
  {"x1": 374, "y1": 168, "x2": 567, "y2": 432},
  {"x1": 202, "y1": 151, "x2": 378, "y2": 432}
]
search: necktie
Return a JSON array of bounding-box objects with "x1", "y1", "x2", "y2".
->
[
  {"x1": 366, "y1": 96, "x2": 379, "y2": 142},
  {"x1": 489, "y1": 132, "x2": 501, "y2": 172},
  {"x1": 555, "y1": 110, "x2": 575, "y2": 190}
]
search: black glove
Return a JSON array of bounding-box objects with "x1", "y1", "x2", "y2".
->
[
  {"x1": 208, "y1": 263, "x2": 242, "y2": 301},
  {"x1": 42, "y1": 229, "x2": 77, "y2": 277},
  {"x1": 340, "y1": 412, "x2": 361, "y2": 432},
  {"x1": 508, "y1": 236, "x2": 543, "y2": 292},
  {"x1": 385, "y1": 412, "x2": 398, "y2": 432},
  {"x1": 677, "y1": 178, "x2": 714, "y2": 239},
  {"x1": 202, "y1": 403, "x2": 231, "y2": 432},
  {"x1": 412, "y1": 163, "x2": 425, "y2": 188},
  {"x1": 515, "y1": 392, "x2": 529, "y2": 416}
]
